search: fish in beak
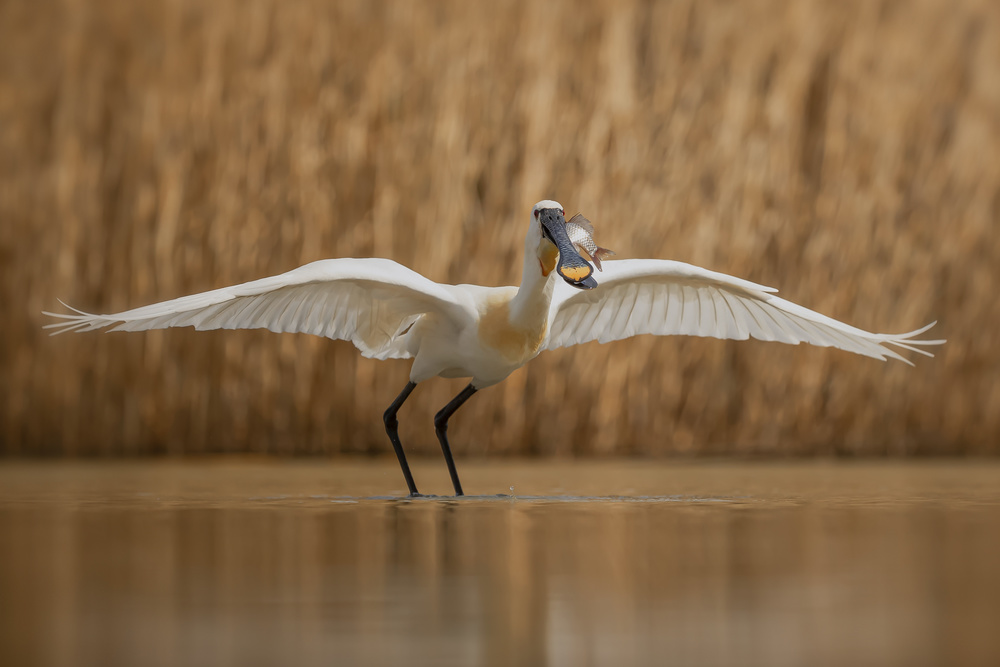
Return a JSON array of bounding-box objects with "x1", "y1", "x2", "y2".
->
[
  {"x1": 566, "y1": 213, "x2": 616, "y2": 271},
  {"x1": 538, "y1": 208, "x2": 598, "y2": 289}
]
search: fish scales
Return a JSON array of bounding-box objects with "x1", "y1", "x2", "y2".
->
[{"x1": 565, "y1": 214, "x2": 616, "y2": 270}]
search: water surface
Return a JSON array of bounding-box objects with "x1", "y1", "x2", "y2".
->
[{"x1": 1, "y1": 459, "x2": 998, "y2": 667}]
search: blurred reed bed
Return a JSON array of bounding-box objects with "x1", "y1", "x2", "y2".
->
[{"x1": 1, "y1": 0, "x2": 998, "y2": 456}]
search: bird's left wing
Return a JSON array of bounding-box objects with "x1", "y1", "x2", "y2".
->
[
  {"x1": 44, "y1": 258, "x2": 473, "y2": 360},
  {"x1": 544, "y1": 259, "x2": 944, "y2": 365}
]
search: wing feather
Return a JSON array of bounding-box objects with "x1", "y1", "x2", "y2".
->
[
  {"x1": 679, "y1": 285, "x2": 700, "y2": 334},
  {"x1": 44, "y1": 258, "x2": 473, "y2": 360},
  {"x1": 625, "y1": 282, "x2": 652, "y2": 339},
  {"x1": 712, "y1": 287, "x2": 742, "y2": 340},
  {"x1": 546, "y1": 259, "x2": 943, "y2": 365},
  {"x1": 612, "y1": 282, "x2": 634, "y2": 341},
  {"x1": 664, "y1": 284, "x2": 683, "y2": 333}
]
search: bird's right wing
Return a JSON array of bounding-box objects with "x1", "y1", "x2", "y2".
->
[
  {"x1": 544, "y1": 259, "x2": 944, "y2": 365},
  {"x1": 44, "y1": 258, "x2": 473, "y2": 360}
]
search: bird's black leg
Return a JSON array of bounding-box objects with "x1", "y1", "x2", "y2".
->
[
  {"x1": 434, "y1": 383, "x2": 478, "y2": 497},
  {"x1": 383, "y1": 381, "x2": 420, "y2": 496}
]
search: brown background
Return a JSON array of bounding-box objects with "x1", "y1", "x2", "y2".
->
[{"x1": 2, "y1": 0, "x2": 997, "y2": 457}]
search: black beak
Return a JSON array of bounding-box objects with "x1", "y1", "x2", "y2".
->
[{"x1": 539, "y1": 209, "x2": 598, "y2": 290}]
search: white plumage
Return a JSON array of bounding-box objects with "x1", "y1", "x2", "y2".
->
[
  {"x1": 45, "y1": 200, "x2": 943, "y2": 496},
  {"x1": 544, "y1": 259, "x2": 938, "y2": 363},
  {"x1": 49, "y1": 258, "x2": 468, "y2": 362}
]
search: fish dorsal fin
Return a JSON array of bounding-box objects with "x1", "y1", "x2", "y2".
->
[{"x1": 566, "y1": 213, "x2": 595, "y2": 234}]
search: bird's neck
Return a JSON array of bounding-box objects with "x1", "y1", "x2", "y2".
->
[{"x1": 509, "y1": 241, "x2": 557, "y2": 329}]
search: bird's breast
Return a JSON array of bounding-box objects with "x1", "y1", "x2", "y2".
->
[{"x1": 477, "y1": 298, "x2": 548, "y2": 364}]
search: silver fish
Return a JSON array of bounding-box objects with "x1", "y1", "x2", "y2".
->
[{"x1": 565, "y1": 213, "x2": 616, "y2": 271}]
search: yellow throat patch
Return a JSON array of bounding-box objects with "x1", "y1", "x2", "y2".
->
[{"x1": 538, "y1": 242, "x2": 558, "y2": 276}]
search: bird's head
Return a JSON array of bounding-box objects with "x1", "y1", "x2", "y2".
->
[{"x1": 531, "y1": 200, "x2": 598, "y2": 290}]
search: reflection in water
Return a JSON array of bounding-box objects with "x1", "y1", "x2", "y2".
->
[{"x1": 1, "y1": 460, "x2": 999, "y2": 667}]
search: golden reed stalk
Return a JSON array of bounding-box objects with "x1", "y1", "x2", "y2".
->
[{"x1": 3, "y1": 0, "x2": 996, "y2": 456}]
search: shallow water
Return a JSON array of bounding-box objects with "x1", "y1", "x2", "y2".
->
[{"x1": 1, "y1": 459, "x2": 999, "y2": 667}]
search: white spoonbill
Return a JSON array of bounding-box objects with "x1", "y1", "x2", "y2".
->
[{"x1": 45, "y1": 200, "x2": 944, "y2": 496}]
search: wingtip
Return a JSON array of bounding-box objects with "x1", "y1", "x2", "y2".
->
[
  {"x1": 897, "y1": 320, "x2": 940, "y2": 339},
  {"x1": 43, "y1": 301, "x2": 105, "y2": 334},
  {"x1": 876, "y1": 321, "x2": 945, "y2": 352},
  {"x1": 56, "y1": 299, "x2": 98, "y2": 316}
]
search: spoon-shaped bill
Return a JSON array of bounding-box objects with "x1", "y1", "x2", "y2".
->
[{"x1": 538, "y1": 209, "x2": 596, "y2": 290}]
